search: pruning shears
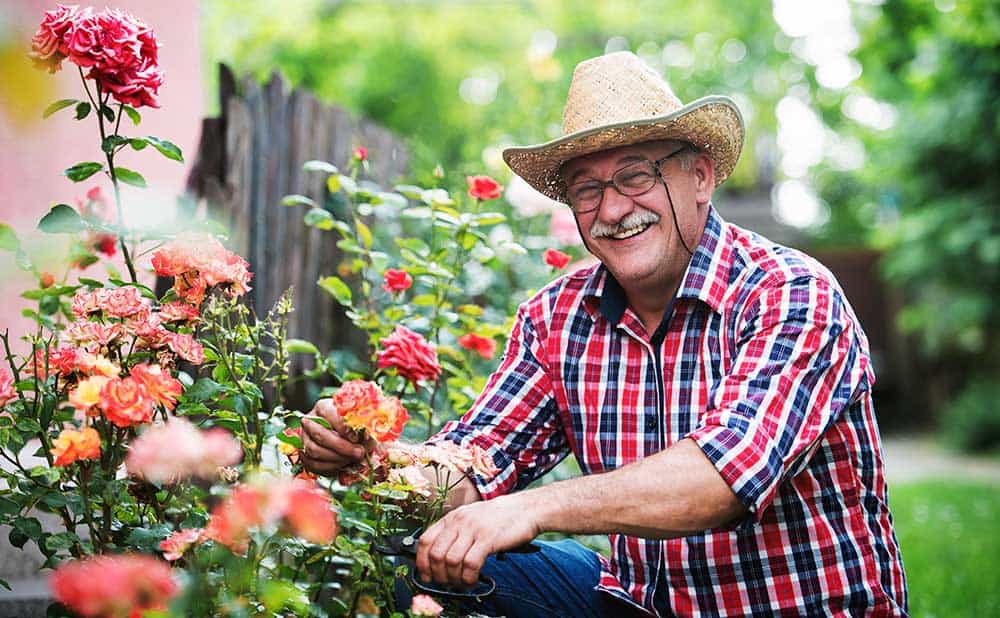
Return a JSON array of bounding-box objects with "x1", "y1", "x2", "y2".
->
[{"x1": 374, "y1": 527, "x2": 539, "y2": 600}]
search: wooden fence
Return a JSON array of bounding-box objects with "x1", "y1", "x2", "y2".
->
[{"x1": 183, "y1": 65, "x2": 409, "y2": 402}]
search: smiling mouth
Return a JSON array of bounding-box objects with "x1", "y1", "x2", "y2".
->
[{"x1": 607, "y1": 221, "x2": 653, "y2": 240}]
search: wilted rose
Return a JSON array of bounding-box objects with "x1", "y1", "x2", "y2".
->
[
  {"x1": 376, "y1": 325, "x2": 441, "y2": 384},
  {"x1": 466, "y1": 175, "x2": 503, "y2": 201}
]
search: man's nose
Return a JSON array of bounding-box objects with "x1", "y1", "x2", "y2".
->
[{"x1": 596, "y1": 184, "x2": 635, "y2": 222}]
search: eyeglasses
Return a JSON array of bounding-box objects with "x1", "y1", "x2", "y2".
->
[{"x1": 564, "y1": 147, "x2": 688, "y2": 214}]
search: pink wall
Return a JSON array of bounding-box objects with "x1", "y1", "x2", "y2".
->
[{"x1": 0, "y1": 0, "x2": 203, "y2": 350}]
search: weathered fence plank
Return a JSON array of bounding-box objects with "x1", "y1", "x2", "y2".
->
[{"x1": 184, "y1": 64, "x2": 409, "y2": 407}]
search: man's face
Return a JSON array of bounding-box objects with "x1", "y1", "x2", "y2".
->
[{"x1": 561, "y1": 141, "x2": 711, "y2": 291}]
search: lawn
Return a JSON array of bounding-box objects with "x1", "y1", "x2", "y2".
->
[{"x1": 891, "y1": 479, "x2": 1000, "y2": 617}]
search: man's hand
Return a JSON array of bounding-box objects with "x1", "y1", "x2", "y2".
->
[
  {"x1": 415, "y1": 494, "x2": 540, "y2": 589},
  {"x1": 300, "y1": 398, "x2": 367, "y2": 476}
]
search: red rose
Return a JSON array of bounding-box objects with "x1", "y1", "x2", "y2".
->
[
  {"x1": 466, "y1": 175, "x2": 504, "y2": 201},
  {"x1": 99, "y1": 376, "x2": 154, "y2": 428},
  {"x1": 376, "y1": 325, "x2": 441, "y2": 384},
  {"x1": 28, "y1": 4, "x2": 83, "y2": 73},
  {"x1": 95, "y1": 233, "x2": 118, "y2": 257},
  {"x1": 458, "y1": 333, "x2": 497, "y2": 360},
  {"x1": 353, "y1": 146, "x2": 367, "y2": 161},
  {"x1": 543, "y1": 248, "x2": 571, "y2": 269},
  {"x1": 382, "y1": 269, "x2": 413, "y2": 293}
]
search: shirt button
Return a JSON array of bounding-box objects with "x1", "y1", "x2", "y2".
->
[{"x1": 646, "y1": 418, "x2": 657, "y2": 431}]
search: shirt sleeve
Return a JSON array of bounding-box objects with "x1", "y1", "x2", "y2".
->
[
  {"x1": 687, "y1": 274, "x2": 871, "y2": 522},
  {"x1": 432, "y1": 303, "x2": 570, "y2": 500}
]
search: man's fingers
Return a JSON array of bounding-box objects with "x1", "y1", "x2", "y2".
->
[
  {"x1": 427, "y1": 525, "x2": 459, "y2": 585},
  {"x1": 461, "y1": 542, "x2": 490, "y2": 587},
  {"x1": 313, "y1": 399, "x2": 359, "y2": 442},
  {"x1": 444, "y1": 532, "x2": 475, "y2": 587},
  {"x1": 302, "y1": 419, "x2": 365, "y2": 460}
]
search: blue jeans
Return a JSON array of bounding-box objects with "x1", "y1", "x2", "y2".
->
[{"x1": 396, "y1": 539, "x2": 647, "y2": 617}]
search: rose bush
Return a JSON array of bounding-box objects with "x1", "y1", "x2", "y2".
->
[{"x1": 1, "y1": 5, "x2": 580, "y2": 616}]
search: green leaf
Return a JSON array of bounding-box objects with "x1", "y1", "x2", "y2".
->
[
  {"x1": 101, "y1": 134, "x2": 129, "y2": 155},
  {"x1": 356, "y1": 220, "x2": 373, "y2": 249},
  {"x1": 0, "y1": 224, "x2": 18, "y2": 251},
  {"x1": 304, "y1": 208, "x2": 335, "y2": 230},
  {"x1": 318, "y1": 275, "x2": 353, "y2": 306},
  {"x1": 44, "y1": 532, "x2": 78, "y2": 552},
  {"x1": 281, "y1": 194, "x2": 316, "y2": 207},
  {"x1": 474, "y1": 212, "x2": 507, "y2": 225},
  {"x1": 42, "y1": 99, "x2": 78, "y2": 119},
  {"x1": 285, "y1": 339, "x2": 319, "y2": 355},
  {"x1": 38, "y1": 204, "x2": 86, "y2": 234},
  {"x1": 122, "y1": 105, "x2": 141, "y2": 125},
  {"x1": 63, "y1": 162, "x2": 103, "y2": 182},
  {"x1": 183, "y1": 378, "x2": 226, "y2": 402},
  {"x1": 393, "y1": 184, "x2": 425, "y2": 199},
  {"x1": 129, "y1": 137, "x2": 149, "y2": 151},
  {"x1": 145, "y1": 136, "x2": 184, "y2": 162},
  {"x1": 74, "y1": 102, "x2": 91, "y2": 120},
  {"x1": 303, "y1": 160, "x2": 338, "y2": 174},
  {"x1": 100, "y1": 105, "x2": 114, "y2": 122},
  {"x1": 124, "y1": 524, "x2": 172, "y2": 552},
  {"x1": 114, "y1": 167, "x2": 146, "y2": 187}
]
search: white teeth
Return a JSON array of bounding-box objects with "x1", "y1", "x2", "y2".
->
[{"x1": 610, "y1": 223, "x2": 650, "y2": 239}]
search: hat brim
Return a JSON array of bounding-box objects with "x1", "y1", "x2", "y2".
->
[{"x1": 502, "y1": 95, "x2": 744, "y2": 203}]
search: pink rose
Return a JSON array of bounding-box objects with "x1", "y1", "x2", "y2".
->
[
  {"x1": 167, "y1": 332, "x2": 205, "y2": 364},
  {"x1": 376, "y1": 325, "x2": 441, "y2": 384},
  {"x1": 466, "y1": 175, "x2": 504, "y2": 201},
  {"x1": 0, "y1": 368, "x2": 15, "y2": 408},
  {"x1": 543, "y1": 248, "x2": 571, "y2": 269},
  {"x1": 382, "y1": 269, "x2": 413, "y2": 293},
  {"x1": 50, "y1": 554, "x2": 178, "y2": 618},
  {"x1": 411, "y1": 594, "x2": 444, "y2": 617},
  {"x1": 126, "y1": 418, "x2": 242, "y2": 484},
  {"x1": 470, "y1": 444, "x2": 501, "y2": 479},
  {"x1": 388, "y1": 466, "x2": 432, "y2": 498},
  {"x1": 100, "y1": 286, "x2": 146, "y2": 318},
  {"x1": 158, "y1": 301, "x2": 200, "y2": 323},
  {"x1": 159, "y1": 528, "x2": 202, "y2": 562},
  {"x1": 353, "y1": 146, "x2": 367, "y2": 161}
]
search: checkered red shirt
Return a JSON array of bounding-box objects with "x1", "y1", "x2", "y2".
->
[{"x1": 437, "y1": 207, "x2": 907, "y2": 616}]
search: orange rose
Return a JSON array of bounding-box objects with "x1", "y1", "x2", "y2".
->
[
  {"x1": 51, "y1": 427, "x2": 101, "y2": 466},
  {"x1": 333, "y1": 380, "x2": 382, "y2": 419},
  {"x1": 69, "y1": 375, "x2": 111, "y2": 415},
  {"x1": 99, "y1": 377, "x2": 154, "y2": 428},
  {"x1": 362, "y1": 395, "x2": 410, "y2": 443},
  {"x1": 129, "y1": 363, "x2": 182, "y2": 410}
]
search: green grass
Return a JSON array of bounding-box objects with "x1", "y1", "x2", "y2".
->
[{"x1": 891, "y1": 480, "x2": 1000, "y2": 617}]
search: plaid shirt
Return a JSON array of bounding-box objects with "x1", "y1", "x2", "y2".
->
[{"x1": 437, "y1": 206, "x2": 907, "y2": 616}]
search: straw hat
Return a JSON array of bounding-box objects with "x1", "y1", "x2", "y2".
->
[{"x1": 502, "y1": 51, "x2": 745, "y2": 203}]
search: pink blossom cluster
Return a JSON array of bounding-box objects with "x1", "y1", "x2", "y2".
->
[
  {"x1": 64, "y1": 285, "x2": 204, "y2": 364},
  {"x1": 126, "y1": 417, "x2": 242, "y2": 484},
  {"x1": 151, "y1": 233, "x2": 253, "y2": 306},
  {"x1": 29, "y1": 4, "x2": 163, "y2": 108}
]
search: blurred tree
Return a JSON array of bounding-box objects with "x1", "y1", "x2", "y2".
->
[
  {"x1": 814, "y1": 0, "x2": 1000, "y2": 446},
  {"x1": 202, "y1": 0, "x2": 788, "y2": 189}
]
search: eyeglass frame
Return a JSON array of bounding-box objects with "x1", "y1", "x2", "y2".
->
[{"x1": 562, "y1": 145, "x2": 691, "y2": 215}]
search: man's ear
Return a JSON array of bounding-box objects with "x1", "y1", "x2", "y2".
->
[{"x1": 692, "y1": 153, "x2": 716, "y2": 206}]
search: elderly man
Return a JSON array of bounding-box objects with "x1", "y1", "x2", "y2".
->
[{"x1": 302, "y1": 52, "x2": 908, "y2": 617}]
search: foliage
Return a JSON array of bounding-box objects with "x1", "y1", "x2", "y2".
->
[
  {"x1": 811, "y1": 0, "x2": 1000, "y2": 445},
  {"x1": 203, "y1": 0, "x2": 789, "y2": 191},
  {"x1": 891, "y1": 480, "x2": 1000, "y2": 617},
  {"x1": 940, "y1": 380, "x2": 1000, "y2": 454}
]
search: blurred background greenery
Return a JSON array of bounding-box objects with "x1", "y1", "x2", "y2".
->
[{"x1": 203, "y1": 0, "x2": 999, "y2": 453}]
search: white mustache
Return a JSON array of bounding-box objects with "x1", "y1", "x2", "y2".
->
[{"x1": 589, "y1": 208, "x2": 660, "y2": 240}]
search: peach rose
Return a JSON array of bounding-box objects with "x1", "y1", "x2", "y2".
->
[
  {"x1": 50, "y1": 554, "x2": 178, "y2": 618},
  {"x1": 99, "y1": 377, "x2": 153, "y2": 427},
  {"x1": 128, "y1": 363, "x2": 182, "y2": 411},
  {"x1": 51, "y1": 427, "x2": 101, "y2": 466}
]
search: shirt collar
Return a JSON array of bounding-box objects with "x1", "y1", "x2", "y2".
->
[{"x1": 583, "y1": 205, "x2": 732, "y2": 324}]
